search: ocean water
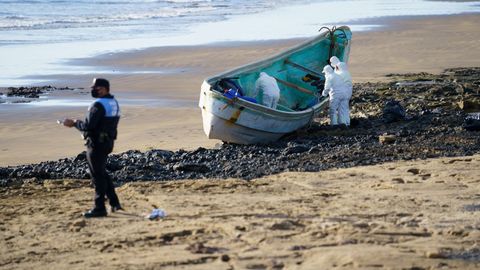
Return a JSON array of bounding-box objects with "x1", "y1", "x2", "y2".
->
[
  {"x1": 1, "y1": 0, "x2": 480, "y2": 86},
  {"x1": 1, "y1": 0, "x2": 314, "y2": 45}
]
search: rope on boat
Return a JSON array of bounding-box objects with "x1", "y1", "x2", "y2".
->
[{"x1": 318, "y1": 26, "x2": 348, "y2": 65}]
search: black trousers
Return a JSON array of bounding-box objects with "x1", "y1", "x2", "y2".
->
[{"x1": 86, "y1": 141, "x2": 120, "y2": 210}]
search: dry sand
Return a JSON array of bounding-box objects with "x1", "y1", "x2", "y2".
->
[
  {"x1": 1, "y1": 14, "x2": 480, "y2": 166},
  {"x1": 349, "y1": 14, "x2": 480, "y2": 81},
  {"x1": 1, "y1": 155, "x2": 479, "y2": 269}
]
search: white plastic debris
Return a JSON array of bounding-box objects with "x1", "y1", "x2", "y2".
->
[{"x1": 147, "y1": 208, "x2": 167, "y2": 220}]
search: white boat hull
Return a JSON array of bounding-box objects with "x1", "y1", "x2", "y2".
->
[
  {"x1": 198, "y1": 26, "x2": 351, "y2": 144},
  {"x1": 199, "y1": 81, "x2": 328, "y2": 144},
  {"x1": 201, "y1": 109, "x2": 284, "y2": 144}
]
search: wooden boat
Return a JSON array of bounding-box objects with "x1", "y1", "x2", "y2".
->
[{"x1": 199, "y1": 26, "x2": 352, "y2": 144}]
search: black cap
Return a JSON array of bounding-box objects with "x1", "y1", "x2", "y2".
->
[{"x1": 91, "y1": 78, "x2": 110, "y2": 90}]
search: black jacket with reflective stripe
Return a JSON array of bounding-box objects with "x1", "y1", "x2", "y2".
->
[{"x1": 75, "y1": 94, "x2": 120, "y2": 143}]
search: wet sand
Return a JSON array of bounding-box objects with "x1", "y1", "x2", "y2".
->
[
  {"x1": 1, "y1": 155, "x2": 479, "y2": 269},
  {"x1": 1, "y1": 14, "x2": 480, "y2": 166}
]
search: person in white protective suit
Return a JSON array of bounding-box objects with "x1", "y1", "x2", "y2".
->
[
  {"x1": 335, "y1": 62, "x2": 352, "y2": 126},
  {"x1": 322, "y1": 65, "x2": 350, "y2": 126},
  {"x1": 253, "y1": 72, "x2": 280, "y2": 109},
  {"x1": 329, "y1": 56, "x2": 353, "y2": 126}
]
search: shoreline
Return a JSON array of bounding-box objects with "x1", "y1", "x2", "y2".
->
[
  {"x1": 22, "y1": 13, "x2": 480, "y2": 90},
  {"x1": 0, "y1": 13, "x2": 479, "y2": 166},
  {"x1": 3, "y1": 0, "x2": 480, "y2": 87},
  {"x1": 1, "y1": 11, "x2": 480, "y2": 270}
]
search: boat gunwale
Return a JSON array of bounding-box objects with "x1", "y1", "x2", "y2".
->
[{"x1": 204, "y1": 89, "x2": 329, "y2": 119}]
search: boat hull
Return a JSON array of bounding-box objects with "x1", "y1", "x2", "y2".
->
[
  {"x1": 201, "y1": 109, "x2": 284, "y2": 144},
  {"x1": 199, "y1": 26, "x2": 351, "y2": 144},
  {"x1": 200, "y1": 81, "x2": 328, "y2": 144}
]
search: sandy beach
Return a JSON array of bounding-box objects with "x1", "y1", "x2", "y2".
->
[
  {"x1": 1, "y1": 12, "x2": 480, "y2": 269},
  {"x1": 0, "y1": 14, "x2": 479, "y2": 166},
  {"x1": 1, "y1": 155, "x2": 479, "y2": 269}
]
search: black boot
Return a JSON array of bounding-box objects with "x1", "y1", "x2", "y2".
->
[{"x1": 83, "y1": 208, "x2": 107, "y2": 218}]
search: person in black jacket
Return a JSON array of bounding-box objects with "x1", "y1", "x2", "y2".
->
[{"x1": 63, "y1": 78, "x2": 122, "y2": 218}]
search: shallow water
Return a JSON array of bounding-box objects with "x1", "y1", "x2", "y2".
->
[
  {"x1": 1, "y1": 0, "x2": 480, "y2": 86},
  {"x1": 0, "y1": 93, "x2": 192, "y2": 108}
]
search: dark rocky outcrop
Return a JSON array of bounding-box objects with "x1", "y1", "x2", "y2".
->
[{"x1": 1, "y1": 86, "x2": 74, "y2": 100}]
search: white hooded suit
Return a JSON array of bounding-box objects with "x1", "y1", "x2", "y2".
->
[
  {"x1": 254, "y1": 72, "x2": 280, "y2": 109},
  {"x1": 322, "y1": 65, "x2": 351, "y2": 126},
  {"x1": 335, "y1": 62, "x2": 352, "y2": 126}
]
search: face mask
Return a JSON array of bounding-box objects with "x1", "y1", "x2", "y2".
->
[{"x1": 91, "y1": 88, "x2": 99, "y2": 98}]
